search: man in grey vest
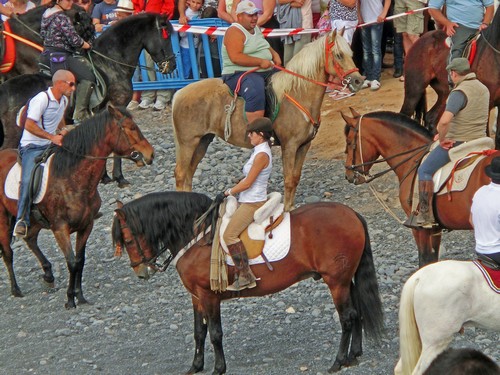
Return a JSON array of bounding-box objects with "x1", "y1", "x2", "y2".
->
[{"x1": 405, "y1": 57, "x2": 490, "y2": 228}]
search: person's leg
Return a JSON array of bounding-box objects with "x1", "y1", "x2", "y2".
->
[
  {"x1": 180, "y1": 47, "x2": 192, "y2": 79},
  {"x1": 361, "y1": 26, "x2": 374, "y2": 84},
  {"x1": 370, "y1": 23, "x2": 384, "y2": 87},
  {"x1": 139, "y1": 52, "x2": 156, "y2": 108},
  {"x1": 15, "y1": 145, "x2": 46, "y2": 236},
  {"x1": 240, "y1": 72, "x2": 267, "y2": 124},
  {"x1": 450, "y1": 24, "x2": 476, "y2": 60},
  {"x1": 223, "y1": 201, "x2": 265, "y2": 291},
  {"x1": 393, "y1": 31, "x2": 404, "y2": 77}
]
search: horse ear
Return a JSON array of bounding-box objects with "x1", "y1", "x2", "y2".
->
[
  {"x1": 116, "y1": 200, "x2": 124, "y2": 209},
  {"x1": 340, "y1": 111, "x2": 354, "y2": 125},
  {"x1": 339, "y1": 27, "x2": 345, "y2": 37},
  {"x1": 329, "y1": 29, "x2": 337, "y2": 43},
  {"x1": 349, "y1": 107, "x2": 360, "y2": 118}
]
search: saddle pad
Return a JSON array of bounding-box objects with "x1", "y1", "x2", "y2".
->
[
  {"x1": 226, "y1": 212, "x2": 291, "y2": 266},
  {"x1": 5, "y1": 155, "x2": 54, "y2": 204},
  {"x1": 473, "y1": 260, "x2": 500, "y2": 294},
  {"x1": 434, "y1": 154, "x2": 486, "y2": 195}
]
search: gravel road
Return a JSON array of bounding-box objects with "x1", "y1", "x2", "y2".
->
[{"x1": 0, "y1": 108, "x2": 498, "y2": 375}]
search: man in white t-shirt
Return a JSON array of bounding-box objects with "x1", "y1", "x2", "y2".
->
[
  {"x1": 470, "y1": 156, "x2": 500, "y2": 265},
  {"x1": 14, "y1": 70, "x2": 75, "y2": 238}
]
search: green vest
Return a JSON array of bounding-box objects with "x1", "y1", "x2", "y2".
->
[
  {"x1": 447, "y1": 73, "x2": 490, "y2": 142},
  {"x1": 221, "y1": 23, "x2": 273, "y2": 75}
]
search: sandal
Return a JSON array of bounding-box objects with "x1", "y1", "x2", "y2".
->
[{"x1": 328, "y1": 89, "x2": 355, "y2": 101}]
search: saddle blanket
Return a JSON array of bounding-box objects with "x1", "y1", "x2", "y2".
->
[
  {"x1": 4, "y1": 155, "x2": 53, "y2": 204},
  {"x1": 473, "y1": 260, "x2": 500, "y2": 294},
  {"x1": 226, "y1": 212, "x2": 291, "y2": 266}
]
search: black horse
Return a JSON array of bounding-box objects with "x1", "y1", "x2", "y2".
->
[
  {"x1": 1, "y1": 3, "x2": 94, "y2": 80},
  {"x1": 0, "y1": 13, "x2": 176, "y2": 186}
]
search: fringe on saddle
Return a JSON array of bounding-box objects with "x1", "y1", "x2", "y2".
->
[{"x1": 210, "y1": 200, "x2": 229, "y2": 292}]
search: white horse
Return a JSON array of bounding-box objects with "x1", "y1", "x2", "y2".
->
[{"x1": 394, "y1": 260, "x2": 500, "y2": 375}]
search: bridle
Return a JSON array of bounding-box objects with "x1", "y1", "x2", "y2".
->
[
  {"x1": 345, "y1": 116, "x2": 430, "y2": 184},
  {"x1": 118, "y1": 219, "x2": 174, "y2": 271},
  {"x1": 324, "y1": 36, "x2": 359, "y2": 87}
]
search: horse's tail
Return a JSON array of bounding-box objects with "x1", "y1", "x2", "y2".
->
[
  {"x1": 396, "y1": 271, "x2": 422, "y2": 375},
  {"x1": 352, "y1": 212, "x2": 384, "y2": 342}
]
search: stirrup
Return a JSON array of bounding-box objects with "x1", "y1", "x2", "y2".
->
[
  {"x1": 226, "y1": 278, "x2": 257, "y2": 291},
  {"x1": 13, "y1": 220, "x2": 28, "y2": 238}
]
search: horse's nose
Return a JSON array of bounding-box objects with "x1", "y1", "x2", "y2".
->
[{"x1": 350, "y1": 75, "x2": 365, "y2": 92}]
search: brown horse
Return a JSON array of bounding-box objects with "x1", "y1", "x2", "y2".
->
[
  {"x1": 342, "y1": 109, "x2": 499, "y2": 267},
  {"x1": 111, "y1": 191, "x2": 384, "y2": 374},
  {"x1": 171, "y1": 31, "x2": 364, "y2": 211},
  {"x1": 400, "y1": 9, "x2": 500, "y2": 146},
  {"x1": 0, "y1": 106, "x2": 154, "y2": 308}
]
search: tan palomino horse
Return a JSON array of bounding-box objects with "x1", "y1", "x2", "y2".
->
[{"x1": 172, "y1": 31, "x2": 364, "y2": 211}]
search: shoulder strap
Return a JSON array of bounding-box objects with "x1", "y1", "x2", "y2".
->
[{"x1": 39, "y1": 91, "x2": 50, "y2": 130}]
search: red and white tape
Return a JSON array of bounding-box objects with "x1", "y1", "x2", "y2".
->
[{"x1": 173, "y1": 7, "x2": 429, "y2": 36}]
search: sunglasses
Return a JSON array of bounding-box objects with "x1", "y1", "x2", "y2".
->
[{"x1": 64, "y1": 80, "x2": 76, "y2": 87}]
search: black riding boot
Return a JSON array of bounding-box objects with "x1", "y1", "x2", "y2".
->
[
  {"x1": 226, "y1": 242, "x2": 257, "y2": 291},
  {"x1": 73, "y1": 80, "x2": 94, "y2": 123}
]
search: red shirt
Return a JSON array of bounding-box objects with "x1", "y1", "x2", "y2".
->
[{"x1": 132, "y1": 0, "x2": 174, "y2": 19}]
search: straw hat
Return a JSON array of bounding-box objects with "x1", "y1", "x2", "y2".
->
[{"x1": 116, "y1": 0, "x2": 134, "y2": 13}]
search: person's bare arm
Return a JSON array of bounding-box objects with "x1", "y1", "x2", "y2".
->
[
  {"x1": 217, "y1": 0, "x2": 235, "y2": 23},
  {"x1": 24, "y1": 119, "x2": 64, "y2": 146},
  {"x1": 257, "y1": 0, "x2": 274, "y2": 26},
  {"x1": 429, "y1": 8, "x2": 458, "y2": 36},
  {"x1": 479, "y1": 5, "x2": 494, "y2": 31},
  {"x1": 224, "y1": 27, "x2": 274, "y2": 68}
]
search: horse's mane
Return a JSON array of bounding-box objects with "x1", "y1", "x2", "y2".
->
[
  {"x1": 94, "y1": 13, "x2": 173, "y2": 47},
  {"x1": 271, "y1": 33, "x2": 352, "y2": 99},
  {"x1": 480, "y1": 6, "x2": 500, "y2": 49},
  {"x1": 364, "y1": 111, "x2": 433, "y2": 138},
  {"x1": 111, "y1": 192, "x2": 214, "y2": 256},
  {"x1": 51, "y1": 107, "x2": 130, "y2": 177}
]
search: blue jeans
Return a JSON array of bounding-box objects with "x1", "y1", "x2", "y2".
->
[
  {"x1": 361, "y1": 23, "x2": 383, "y2": 81},
  {"x1": 394, "y1": 32, "x2": 404, "y2": 71},
  {"x1": 16, "y1": 144, "x2": 49, "y2": 225},
  {"x1": 418, "y1": 145, "x2": 451, "y2": 181}
]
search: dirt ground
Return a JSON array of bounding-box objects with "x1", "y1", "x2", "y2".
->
[{"x1": 309, "y1": 66, "x2": 435, "y2": 160}]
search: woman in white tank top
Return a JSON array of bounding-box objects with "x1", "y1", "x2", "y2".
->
[{"x1": 222, "y1": 117, "x2": 274, "y2": 291}]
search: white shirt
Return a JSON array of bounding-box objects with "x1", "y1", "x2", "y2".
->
[
  {"x1": 20, "y1": 88, "x2": 68, "y2": 147},
  {"x1": 471, "y1": 182, "x2": 500, "y2": 254},
  {"x1": 238, "y1": 142, "x2": 272, "y2": 203}
]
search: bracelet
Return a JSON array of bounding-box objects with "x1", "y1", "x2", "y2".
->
[{"x1": 482, "y1": 22, "x2": 489, "y2": 26}]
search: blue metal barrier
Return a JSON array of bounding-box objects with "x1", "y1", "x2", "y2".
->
[{"x1": 131, "y1": 18, "x2": 230, "y2": 91}]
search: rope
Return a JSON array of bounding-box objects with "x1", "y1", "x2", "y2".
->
[
  {"x1": 1, "y1": 30, "x2": 43, "y2": 51},
  {"x1": 368, "y1": 185, "x2": 405, "y2": 224}
]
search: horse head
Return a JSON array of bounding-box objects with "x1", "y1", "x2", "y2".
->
[
  {"x1": 341, "y1": 107, "x2": 377, "y2": 185},
  {"x1": 144, "y1": 14, "x2": 177, "y2": 74},
  {"x1": 112, "y1": 201, "x2": 158, "y2": 280},
  {"x1": 107, "y1": 105, "x2": 154, "y2": 166},
  {"x1": 325, "y1": 30, "x2": 364, "y2": 92}
]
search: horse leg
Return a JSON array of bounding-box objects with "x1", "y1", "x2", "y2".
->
[
  {"x1": 175, "y1": 134, "x2": 214, "y2": 191},
  {"x1": 23, "y1": 230, "x2": 56, "y2": 287},
  {"x1": 205, "y1": 297, "x2": 226, "y2": 375},
  {"x1": 187, "y1": 297, "x2": 208, "y2": 374},
  {"x1": 112, "y1": 156, "x2": 130, "y2": 188},
  {"x1": 412, "y1": 229, "x2": 441, "y2": 268},
  {"x1": 282, "y1": 143, "x2": 310, "y2": 211},
  {"x1": 52, "y1": 227, "x2": 79, "y2": 308},
  {"x1": 73, "y1": 224, "x2": 94, "y2": 305},
  {"x1": 426, "y1": 79, "x2": 449, "y2": 132},
  {"x1": 325, "y1": 281, "x2": 356, "y2": 373},
  {"x1": 0, "y1": 213, "x2": 23, "y2": 297}
]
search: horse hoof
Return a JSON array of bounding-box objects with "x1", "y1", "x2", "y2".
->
[
  {"x1": 39, "y1": 275, "x2": 55, "y2": 289},
  {"x1": 117, "y1": 178, "x2": 131, "y2": 188},
  {"x1": 185, "y1": 365, "x2": 203, "y2": 374},
  {"x1": 12, "y1": 288, "x2": 24, "y2": 298},
  {"x1": 65, "y1": 301, "x2": 77, "y2": 309},
  {"x1": 101, "y1": 175, "x2": 114, "y2": 185},
  {"x1": 328, "y1": 361, "x2": 343, "y2": 373}
]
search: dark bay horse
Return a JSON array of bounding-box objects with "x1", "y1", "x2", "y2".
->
[
  {"x1": 342, "y1": 109, "x2": 499, "y2": 267},
  {"x1": 172, "y1": 31, "x2": 364, "y2": 211},
  {"x1": 400, "y1": 9, "x2": 500, "y2": 146},
  {"x1": 0, "y1": 106, "x2": 154, "y2": 308},
  {"x1": 111, "y1": 192, "x2": 384, "y2": 374},
  {"x1": 0, "y1": 13, "x2": 176, "y2": 186},
  {"x1": 0, "y1": 4, "x2": 94, "y2": 80}
]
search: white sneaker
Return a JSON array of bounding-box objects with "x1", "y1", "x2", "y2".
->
[
  {"x1": 361, "y1": 80, "x2": 371, "y2": 89},
  {"x1": 153, "y1": 100, "x2": 166, "y2": 111},
  {"x1": 126, "y1": 100, "x2": 139, "y2": 111},
  {"x1": 138, "y1": 99, "x2": 154, "y2": 110},
  {"x1": 370, "y1": 80, "x2": 381, "y2": 91}
]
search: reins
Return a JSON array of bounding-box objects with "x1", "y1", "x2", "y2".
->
[{"x1": 346, "y1": 116, "x2": 431, "y2": 184}]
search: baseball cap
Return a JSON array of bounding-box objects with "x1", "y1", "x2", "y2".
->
[{"x1": 235, "y1": 0, "x2": 260, "y2": 15}]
